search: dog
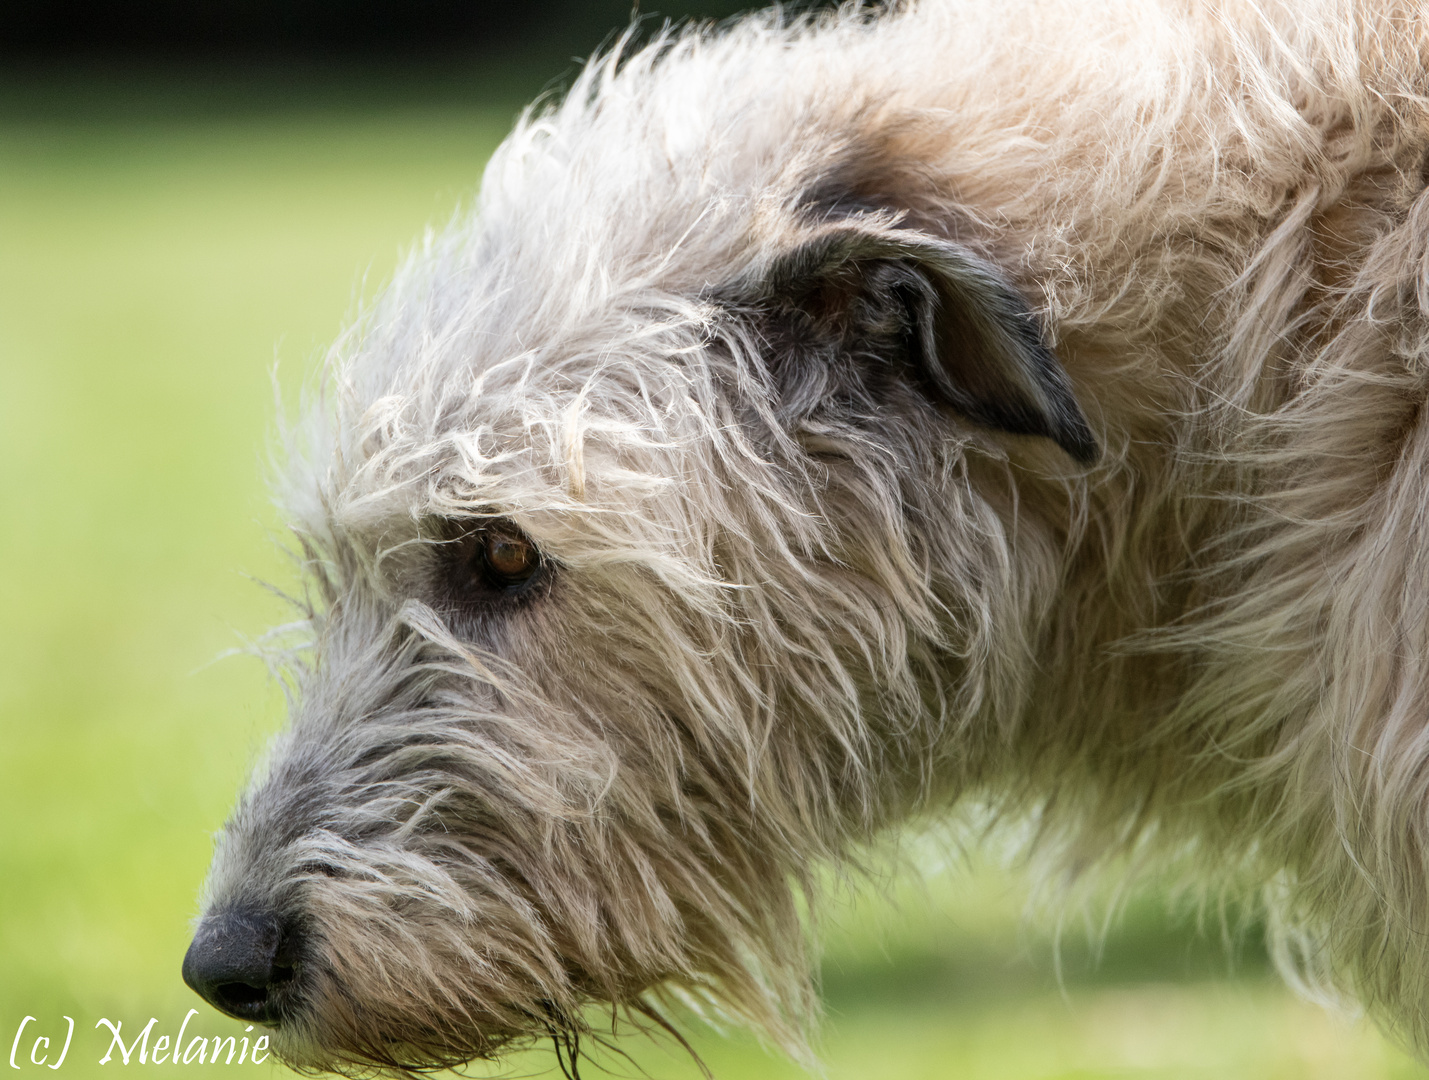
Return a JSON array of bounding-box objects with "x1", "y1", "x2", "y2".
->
[{"x1": 181, "y1": 0, "x2": 1429, "y2": 1071}]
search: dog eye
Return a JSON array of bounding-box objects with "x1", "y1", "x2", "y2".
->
[
  {"x1": 444, "y1": 521, "x2": 544, "y2": 599},
  {"x1": 480, "y1": 530, "x2": 539, "y2": 586}
]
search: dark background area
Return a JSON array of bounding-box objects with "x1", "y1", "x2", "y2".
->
[
  {"x1": 0, "y1": 0, "x2": 844, "y2": 121},
  {"x1": 1, "y1": 1, "x2": 838, "y2": 58}
]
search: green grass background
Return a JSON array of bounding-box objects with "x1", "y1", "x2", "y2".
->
[{"x1": 0, "y1": 73, "x2": 1425, "y2": 1079}]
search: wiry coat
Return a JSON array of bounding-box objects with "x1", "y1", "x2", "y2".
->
[{"x1": 191, "y1": 0, "x2": 1429, "y2": 1070}]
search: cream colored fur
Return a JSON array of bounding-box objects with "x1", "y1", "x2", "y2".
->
[{"x1": 191, "y1": 0, "x2": 1429, "y2": 1070}]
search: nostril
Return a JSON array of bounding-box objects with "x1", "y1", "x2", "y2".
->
[{"x1": 182, "y1": 908, "x2": 299, "y2": 1026}]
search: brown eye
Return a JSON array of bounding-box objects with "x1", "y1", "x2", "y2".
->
[
  {"x1": 440, "y1": 519, "x2": 548, "y2": 604},
  {"x1": 482, "y1": 531, "x2": 539, "y2": 585}
]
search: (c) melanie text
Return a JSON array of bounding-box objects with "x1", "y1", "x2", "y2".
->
[{"x1": 7, "y1": 1011, "x2": 270, "y2": 1069}]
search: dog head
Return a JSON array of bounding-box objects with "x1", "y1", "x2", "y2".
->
[{"x1": 183, "y1": 23, "x2": 1096, "y2": 1073}]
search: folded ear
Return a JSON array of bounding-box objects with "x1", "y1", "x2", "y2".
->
[{"x1": 750, "y1": 223, "x2": 1098, "y2": 465}]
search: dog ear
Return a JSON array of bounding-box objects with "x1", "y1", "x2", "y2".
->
[{"x1": 751, "y1": 224, "x2": 1098, "y2": 465}]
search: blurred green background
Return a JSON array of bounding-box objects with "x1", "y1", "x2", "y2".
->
[{"x1": 1, "y1": 8, "x2": 1427, "y2": 1078}]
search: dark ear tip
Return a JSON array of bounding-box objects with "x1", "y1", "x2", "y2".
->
[{"x1": 1059, "y1": 425, "x2": 1101, "y2": 466}]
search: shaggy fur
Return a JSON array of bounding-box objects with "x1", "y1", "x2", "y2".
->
[{"x1": 190, "y1": 0, "x2": 1429, "y2": 1071}]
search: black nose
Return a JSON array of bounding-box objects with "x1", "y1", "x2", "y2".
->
[{"x1": 182, "y1": 909, "x2": 296, "y2": 1025}]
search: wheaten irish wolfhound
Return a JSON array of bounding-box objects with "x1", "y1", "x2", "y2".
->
[{"x1": 182, "y1": 0, "x2": 1429, "y2": 1070}]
